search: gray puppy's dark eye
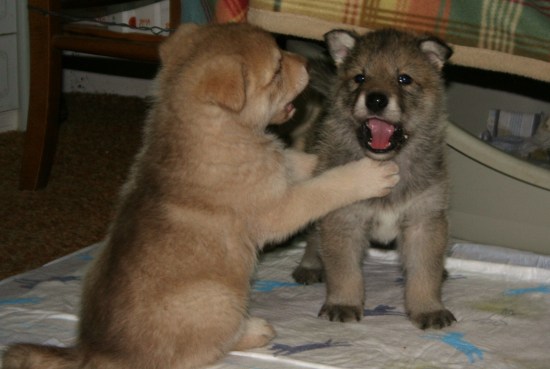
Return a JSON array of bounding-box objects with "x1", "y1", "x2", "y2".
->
[
  {"x1": 354, "y1": 74, "x2": 366, "y2": 84},
  {"x1": 398, "y1": 74, "x2": 412, "y2": 85}
]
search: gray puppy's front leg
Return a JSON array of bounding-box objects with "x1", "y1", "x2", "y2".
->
[
  {"x1": 400, "y1": 215, "x2": 456, "y2": 329},
  {"x1": 316, "y1": 204, "x2": 369, "y2": 322}
]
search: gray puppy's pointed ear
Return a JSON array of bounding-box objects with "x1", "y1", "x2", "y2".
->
[
  {"x1": 419, "y1": 36, "x2": 453, "y2": 70},
  {"x1": 324, "y1": 30, "x2": 358, "y2": 65}
]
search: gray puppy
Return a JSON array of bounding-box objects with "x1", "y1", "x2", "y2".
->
[{"x1": 292, "y1": 28, "x2": 456, "y2": 329}]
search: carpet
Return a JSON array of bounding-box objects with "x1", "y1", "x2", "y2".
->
[{"x1": 0, "y1": 93, "x2": 147, "y2": 280}]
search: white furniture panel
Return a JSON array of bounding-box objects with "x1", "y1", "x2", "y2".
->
[
  {"x1": 0, "y1": 0, "x2": 17, "y2": 34},
  {"x1": 0, "y1": 34, "x2": 18, "y2": 112}
]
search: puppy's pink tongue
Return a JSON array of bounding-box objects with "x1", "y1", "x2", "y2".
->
[
  {"x1": 367, "y1": 119, "x2": 395, "y2": 150},
  {"x1": 286, "y1": 102, "x2": 295, "y2": 113}
]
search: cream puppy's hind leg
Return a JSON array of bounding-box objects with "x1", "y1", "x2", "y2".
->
[{"x1": 232, "y1": 317, "x2": 276, "y2": 351}]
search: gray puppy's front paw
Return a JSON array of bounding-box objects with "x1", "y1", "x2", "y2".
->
[
  {"x1": 410, "y1": 309, "x2": 456, "y2": 330},
  {"x1": 319, "y1": 303, "x2": 362, "y2": 322}
]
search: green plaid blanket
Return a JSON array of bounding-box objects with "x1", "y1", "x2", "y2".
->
[{"x1": 250, "y1": 0, "x2": 549, "y2": 63}]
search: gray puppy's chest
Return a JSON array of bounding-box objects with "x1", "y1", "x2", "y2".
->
[{"x1": 364, "y1": 205, "x2": 403, "y2": 244}]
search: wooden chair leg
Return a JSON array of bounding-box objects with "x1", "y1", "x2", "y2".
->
[{"x1": 19, "y1": 0, "x2": 62, "y2": 190}]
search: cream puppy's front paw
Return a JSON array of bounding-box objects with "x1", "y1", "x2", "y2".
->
[{"x1": 343, "y1": 158, "x2": 400, "y2": 199}]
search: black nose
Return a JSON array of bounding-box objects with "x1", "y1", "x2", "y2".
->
[{"x1": 366, "y1": 92, "x2": 388, "y2": 113}]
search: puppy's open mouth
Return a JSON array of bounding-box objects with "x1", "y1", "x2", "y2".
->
[
  {"x1": 271, "y1": 101, "x2": 297, "y2": 124},
  {"x1": 284, "y1": 102, "x2": 296, "y2": 118},
  {"x1": 359, "y1": 118, "x2": 408, "y2": 154}
]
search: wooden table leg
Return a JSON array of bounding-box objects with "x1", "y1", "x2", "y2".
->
[{"x1": 19, "y1": 0, "x2": 62, "y2": 190}]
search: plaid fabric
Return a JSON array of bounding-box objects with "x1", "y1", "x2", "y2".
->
[
  {"x1": 181, "y1": 0, "x2": 249, "y2": 23},
  {"x1": 249, "y1": 0, "x2": 550, "y2": 63}
]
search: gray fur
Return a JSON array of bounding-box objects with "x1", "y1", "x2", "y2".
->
[{"x1": 292, "y1": 28, "x2": 456, "y2": 329}]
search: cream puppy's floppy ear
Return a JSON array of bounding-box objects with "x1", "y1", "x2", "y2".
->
[{"x1": 195, "y1": 55, "x2": 247, "y2": 112}]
